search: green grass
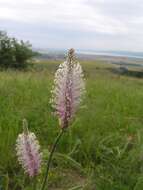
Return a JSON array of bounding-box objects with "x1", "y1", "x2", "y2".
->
[{"x1": 1, "y1": 60, "x2": 143, "y2": 190}]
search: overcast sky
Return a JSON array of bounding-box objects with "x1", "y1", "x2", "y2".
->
[{"x1": 0, "y1": 0, "x2": 143, "y2": 51}]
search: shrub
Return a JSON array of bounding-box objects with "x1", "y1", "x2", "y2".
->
[{"x1": 0, "y1": 31, "x2": 38, "y2": 69}]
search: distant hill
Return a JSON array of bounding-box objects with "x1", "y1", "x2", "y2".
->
[
  {"x1": 34, "y1": 48, "x2": 143, "y2": 60},
  {"x1": 34, "y1": 48, "x2": 143, "y2": 69}
]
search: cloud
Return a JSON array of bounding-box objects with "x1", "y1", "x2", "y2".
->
[{"x1": 0, "y1": 0, "x2": 142, "y2": 51}]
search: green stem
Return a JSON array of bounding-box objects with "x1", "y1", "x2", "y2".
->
[
  {"x1": 41, "y1": 129, "x2": 64, "y2": 190},
  {"x1": 33, "y1": 176, "x2": 37, "y2": 190}
]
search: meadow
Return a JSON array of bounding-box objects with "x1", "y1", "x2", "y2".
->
[{"x1": 1, "y1": 59, "x2": 143, "y2": 190}]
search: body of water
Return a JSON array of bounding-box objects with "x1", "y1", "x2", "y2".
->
[{"x1": 77, "y1": 50, "x2": 143, "y2": 59}]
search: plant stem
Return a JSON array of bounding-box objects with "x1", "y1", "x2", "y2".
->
[
  {"x1": 33, "y1": 176, "x2": 37, "y2": 190},
  {"x1": 41, "y1": 129, "x2": 65, "y2": 190}
]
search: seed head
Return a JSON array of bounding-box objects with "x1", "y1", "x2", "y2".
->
[
  {"x1": 16, "y1": 119, "x2": 42, "y2": 177},
  {"x1": 51, "y1": 49, "x2": 85, "y2": 128}
]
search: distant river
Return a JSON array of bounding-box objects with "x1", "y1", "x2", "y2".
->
[{"x1": 77, "y1": 50, "x2": 143, "y2": 59}]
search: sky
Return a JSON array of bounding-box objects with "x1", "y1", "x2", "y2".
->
[{"x1": 0, "y1": 0, "x2": 143, "y2": 51}]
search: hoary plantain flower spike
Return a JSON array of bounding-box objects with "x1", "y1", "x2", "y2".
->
[
  {"x1": 16, "y1": 119, "x2": 42, "y2": 177},
  {"x1": 51, "y1": 48, "x2": 85, "y2": 128}
]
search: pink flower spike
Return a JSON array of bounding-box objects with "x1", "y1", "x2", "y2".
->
[
  {"x1": 51, "y1": 49, "x2": 85, "y2": 128},
  {"x1": 16, "y1": 119, "x2": 42, "y2": 177}
]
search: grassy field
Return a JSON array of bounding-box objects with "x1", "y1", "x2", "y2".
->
[{"x1": 1, "y1": 60, "x2": 143, "y2": 190}]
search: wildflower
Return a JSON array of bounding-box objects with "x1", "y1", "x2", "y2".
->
[
  {"x1": 51, "y1": 49, "x2": 85, "y2": 128},
  {"x1": 16, "y1": 119, "x2": 42, "y2": 177}
]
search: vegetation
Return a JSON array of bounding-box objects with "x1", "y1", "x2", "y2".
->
[
  {"x1": 0, "y1": 31, "x2": 37, "y2": 69},
  {"x1": 0, "y1": 60, "x2": 143, "y2": 189}
]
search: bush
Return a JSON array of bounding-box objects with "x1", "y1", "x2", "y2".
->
[{"x1": 0, "y1": 31, "x2": 38, "y2": 69}]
